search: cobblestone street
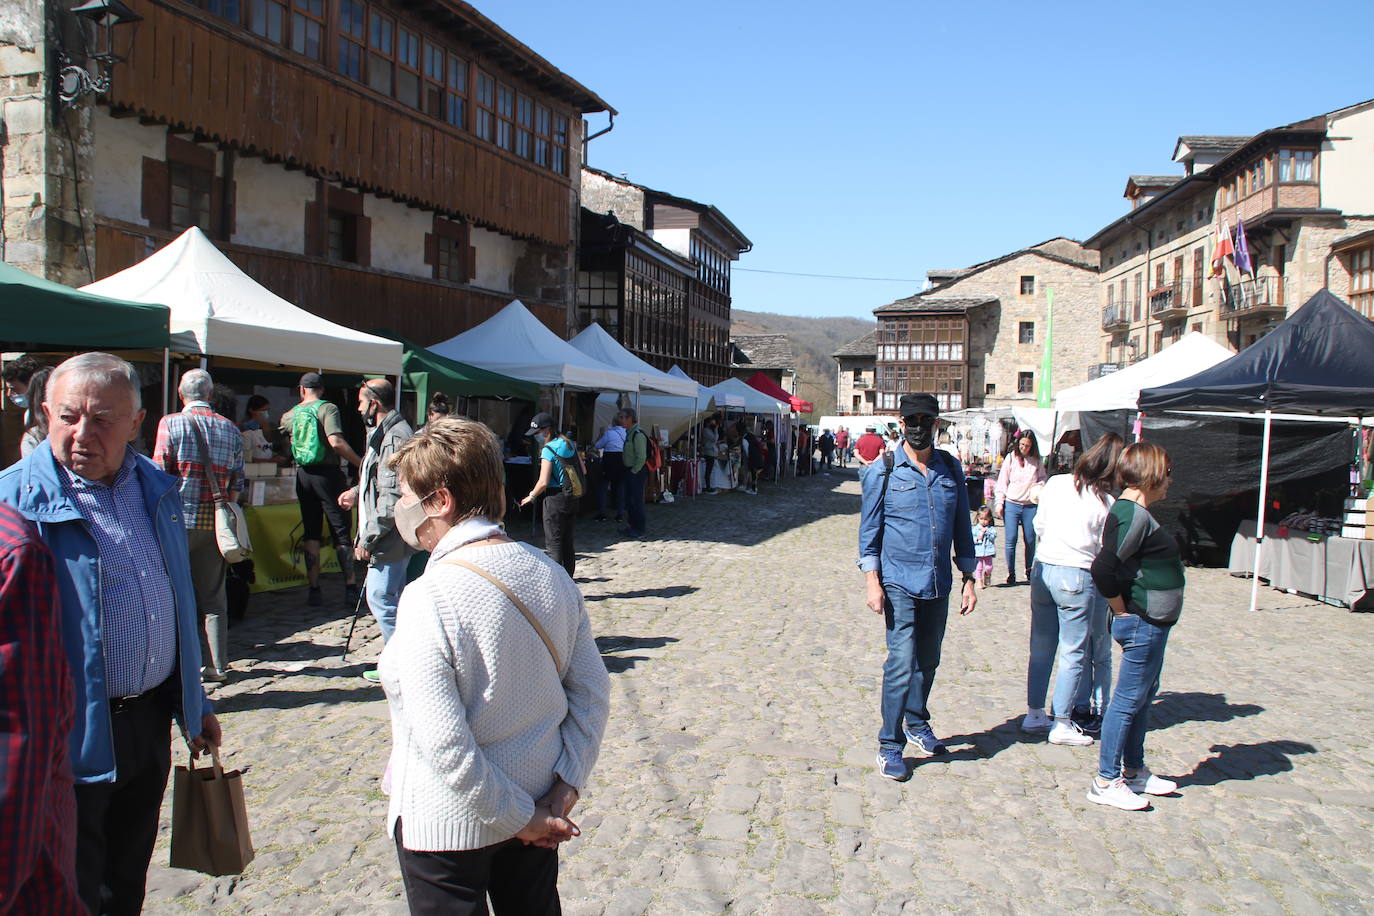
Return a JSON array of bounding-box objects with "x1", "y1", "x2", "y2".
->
[{"x1": 145, "y1": 468, "x2": 1374, "y2": 915}]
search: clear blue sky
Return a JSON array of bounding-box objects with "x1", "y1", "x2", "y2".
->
[{"x1": 491, "y1": 0, "x2": 1373, "y2": 321}]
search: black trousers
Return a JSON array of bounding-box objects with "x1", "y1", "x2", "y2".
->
[
  {"x1": 74, "y1": 689, "x2": 174, "y2": 916},
  {"x1": 595, "y1": 454, "x2": 624, "y2": 517},
  {"x1": 296, "y1": 463, "x2": 352, "y2": 548},
  {"x1": 394, "y1": 820, "x2": 560, "y2": 915},
  {"x1": 542, "y1": 491, "x2": 578, "y2": 578}
]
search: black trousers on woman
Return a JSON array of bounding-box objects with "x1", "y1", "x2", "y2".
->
[
  {"x1": 541, "y1": 491, "x2": 578, "y2": 578},
  {"x1": 395, "y1": 820, "x2": 560, "y2": 915}
]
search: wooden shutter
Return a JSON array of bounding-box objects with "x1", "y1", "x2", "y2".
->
[
  {"x1": 141, "y1": 157, "x2": 170, "y2": 229},
  {"x1": 354, "y1": 215, "x2": 371, "y2": 267},
  {"x1": 303, "y1": 200, "x2": 323, "y2": 256}
]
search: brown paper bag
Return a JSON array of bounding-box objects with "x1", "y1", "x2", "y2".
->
[{"x1": 169, "y1": 747, "x2": 255, "y2": 876}]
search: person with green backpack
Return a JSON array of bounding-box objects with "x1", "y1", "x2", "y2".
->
[{"x1": 280, "y1": 372, "x2": 363, "y2": 606}]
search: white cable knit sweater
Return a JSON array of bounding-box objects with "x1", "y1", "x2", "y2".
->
[{"x1": 378, "y1": 529, "x2": 611, "y2": 852}]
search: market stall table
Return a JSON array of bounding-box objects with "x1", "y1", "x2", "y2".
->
[
  {"x1": 1228, "y1": 520, "x2": 1374, "y2": 608},
  {"x1": 243, "y1": 503, "x2": 353, "y2": 593}
]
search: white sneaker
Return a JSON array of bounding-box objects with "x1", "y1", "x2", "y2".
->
[
  {"x1": 1021, "y1": 708, "x2": 1052, "y2": 732},
  {"x1": 1086, "y1": 776, "x2": 1149, "y2": 810},
  {"x1": 1049, "y1": 721, "x2": 1094, "y2": 746},
  {"x1": 1124, "y1": 768, "x2": 1177, "y2": 795}
]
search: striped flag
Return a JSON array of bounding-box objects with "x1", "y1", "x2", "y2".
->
[{"x1": 1211, "y1": 219, "x2": 1234, "y2": 277}]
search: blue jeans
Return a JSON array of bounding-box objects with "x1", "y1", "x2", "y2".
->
[
  {"x1": 366, "y1": 557, "x2": 408, "y2": 643},
  {"x1": 1097, "y1": 614, "x2": 1171, "y2": 781},
  {"x1": 1004, "y1": 500, "x2": 1037, "y2": 574},
  {"x1": 879, "y1": 585, "x2": 949, "y2": 749},
  {"x1": 622, "y1": 467, "x2": 647, "y2": 535},
  {"x1": 1027, "y1": 562, "x2": 1111, "y2": 716}
]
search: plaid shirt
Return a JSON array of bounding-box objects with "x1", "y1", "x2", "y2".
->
[
  {"x1": 59, "y1": 450, "x2": 178, "y2": 699},
  {"x1": 153, "y1": 402, "x2": 246, "y2": 531},
  {"x1": 0, "y1": 503, "x2": 83, "y2": 913}
]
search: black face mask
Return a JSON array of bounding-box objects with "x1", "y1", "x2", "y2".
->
[{"x1": 903, "y1": 417, "x2": 935, "y2": 450}]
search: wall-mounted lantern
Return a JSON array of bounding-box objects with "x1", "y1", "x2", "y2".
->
[{"x1": 57, "y1": 0, "x2": 143, "y2": 107}]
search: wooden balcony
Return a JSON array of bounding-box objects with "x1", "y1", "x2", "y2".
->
[
  {"x1": 95, "y1": 220, "x2": 567, "y2": 346},
  {"x1": 1221, "y1": 276, "x2": 1288, "y2": 319},
  {"x1": 1149, "y1": 284, "x2": 1188, "y2": 320},
  {"x1": 1102, "y1": 304, "x2": 1132, "y2": 332}
]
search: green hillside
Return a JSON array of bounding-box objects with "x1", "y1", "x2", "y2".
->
[{"x1": 732, "y1": 310, "x2": 876, "y2": 416}]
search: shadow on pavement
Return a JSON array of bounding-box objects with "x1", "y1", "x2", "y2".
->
[
  {"x1": 1148, "y1": 691, "x2": 1264, "y2": 731},
  {"x1": 213, "y1": 680, "x2": 380, "y2": 713},
  {"x1": 1179, "y1": 740, "x2": 1317, "y2": 787},
  {"x1": 586, "y1": 586, "x2": 699, "y2": 602},
  {"x1": 597, "y1": 635, "x2": 678, "y2": 674}
]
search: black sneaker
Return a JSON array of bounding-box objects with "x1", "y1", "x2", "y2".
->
[
  {"x1": 1072, "y1": 708, "x2": 1103, "y2": 737},
  {"x1": 308, "y1": 587, "x2": 323, "y2": 607},
  {"x1": 1005, "y1": 573, "x2": 1017, "y2": 586}
]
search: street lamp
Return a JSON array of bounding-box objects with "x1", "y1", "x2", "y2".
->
[{"x1": 57, "y1": 0, "x2": 143, "y2": 106}]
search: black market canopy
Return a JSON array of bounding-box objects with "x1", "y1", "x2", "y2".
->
[
  {"x1": 0, "y1": 260, "x2": 170, "y2": 350},
  {"x1": 1138, "y1": 290, "x2": 1374, "y2": 416}
]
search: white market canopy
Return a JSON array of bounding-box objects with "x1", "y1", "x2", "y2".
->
[
  {"x1": 666, "y1": 365, "x2": 716, "y2": 412},
  {"x1": 1055, "y1": 332, "x2": 1236, "y2": 414},
  {"x1": 708, "y1": 377, "x2": 787, "y2": 414},
  {"x1": 569, "y1": 323, "x2": 697, "y2": 398},
  {"x1": 428, "y1": 300, "x2": 639, "y2": 392},
  {"x1": 82, "y1": 227, "x2": 402, "y2": 375}
]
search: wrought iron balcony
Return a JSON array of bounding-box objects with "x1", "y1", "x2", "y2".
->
[
  {"x1": 1221, "y1": 276, "x2": 1288, "y2": 318},
  {"x1": 1149, "y1": 284, "x2": 1188, "y2": 320},
  {"x1": 1102, "y1": 304, "x2": 1132, "y2": 332}
]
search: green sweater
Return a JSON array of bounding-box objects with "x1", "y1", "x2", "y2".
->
[
  {"x1": 622, "y1": 425, "x2": 647, "y2": 473},
  {"x1": 1090, "y1": 498, "x2": 1186, "y2": 626}
]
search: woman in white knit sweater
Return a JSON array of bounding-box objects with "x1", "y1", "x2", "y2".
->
[{"x1": 378, "y1": 418, "x2": 611, "y2": 914}]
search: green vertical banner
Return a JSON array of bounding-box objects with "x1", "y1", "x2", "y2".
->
[{"x1": 1036, "y1": 288, "x2": 1054, "y2": 408}]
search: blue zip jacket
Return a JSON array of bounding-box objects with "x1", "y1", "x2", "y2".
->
[
  {"x1": 858, "y1": 446, "x2": 976, "y2": 599},
  {"x1": 0, "y1": 441, "x2": 211, "y2": 784}
]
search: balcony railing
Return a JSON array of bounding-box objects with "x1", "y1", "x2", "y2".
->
[
  {"x1": 1221, "y1": 276, "x2": 1288, "y2": 317},
  {"x1": 850, "y1": 379, "x2": 871, "y2": 389},
  {"x1": 1149, "y1": 283, "x2": 1188, "y2": 319},
  {"x1": 1102, "y1": 304, "x2": 1131, "y2": 331}
]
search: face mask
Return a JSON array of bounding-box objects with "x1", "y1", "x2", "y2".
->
[
  {"x1": 394, "y1": 492, "x2": 439, "y2": 551},
  {"x1": 534, "y1": 432, "x2": 548, "y2": 447},
  {"x1": 903, "y1": 418, "x2": 935, "y2": 451},
  {"x1": 363, "y1": 404, "x2": 380, "y2": 428},
  {"x1": 8, "y1": 394, "x2": 27, "y2": 409}
]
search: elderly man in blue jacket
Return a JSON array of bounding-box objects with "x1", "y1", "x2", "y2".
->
[
  {"x1": 858, "y1": 392, "x2": 977, "y2": 783},
  {"x1": 0, "y1": 352, "x2": 220, "y2": 915}
]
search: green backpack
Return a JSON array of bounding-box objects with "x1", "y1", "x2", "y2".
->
[{"x1": 291, "y1": 401, "x2": 330, "y2": 467}]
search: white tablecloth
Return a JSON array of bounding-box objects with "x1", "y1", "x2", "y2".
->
[{"x1": 1228, "y1": 520, "x2": 1374, "y2": 608}]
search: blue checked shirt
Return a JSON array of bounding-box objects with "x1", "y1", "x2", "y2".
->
[{"x1": 59, "y1": 448, "x2": 178, "y2": 698}]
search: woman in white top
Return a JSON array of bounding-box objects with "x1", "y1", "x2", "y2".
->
[
  {"x1": 1022, "y1": 434, "x2": 1124, "y2": 746},
  {"x1": 378, "y1": 418, "x2": 611, "y2": 914}
]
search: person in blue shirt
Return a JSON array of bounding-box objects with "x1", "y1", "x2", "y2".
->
[
  {"x1": 858, "y1": 393, "x2": 978, "y2": 782},
  {"x1": 519, "y1": 412, "x2": 586, "y2": 577}
]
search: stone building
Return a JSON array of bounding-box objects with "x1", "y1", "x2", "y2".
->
[
  {"x1": 729, "y1": 334, "x2": 796, "y2": 394},
  {"x1": 1085, "y1": 99, "x2": 1374, "y2": 366},
  {"x1": 870, "y1": 239, "x2": 1100, "y2": 413},
  {"x1": 832, "y1": 330, "x2": 876, "y2": 416},
  {"x1": 1, "y1": 0, "x2": 613, "y2": 342},
  {"x1": 578, "y1": 167, "x2": 751, "y2": 385}
]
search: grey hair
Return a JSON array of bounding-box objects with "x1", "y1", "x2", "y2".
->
[
  {"x1": 47, "y1": 352, "x2": 142, "y2": 410},
  {"x1": 179, "y1": 368, "x2": 214, "y2": 403},
  {"x1": 620, "y1": 407, "x2": 638, "y2": 423}
]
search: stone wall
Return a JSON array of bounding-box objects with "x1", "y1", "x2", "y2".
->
[
  {"x1": 580, "y1": 168, "x2": 645, "y2": 230},
  {"x1": 834, "y1": 354, "x2": 875, "y2": 415}
]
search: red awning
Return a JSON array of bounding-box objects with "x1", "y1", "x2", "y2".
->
[{"x1": 743, "y1": 371, "x2": 813, "y2": 413}]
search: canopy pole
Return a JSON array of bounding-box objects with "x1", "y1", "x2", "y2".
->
[
  {"x1": 161, "y1": 349, "x2": 170, "y2": 416},
  {"x1": 1248, "y1": 408, "x2": 1273, "y2": 613}
]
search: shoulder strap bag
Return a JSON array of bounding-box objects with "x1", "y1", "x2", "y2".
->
[
  {"x1": 188, "y1": 417, "x2": 253, "y2": 564},
  {"x1": 440, "y1": 553, "x2": 563, "y2": 675}
]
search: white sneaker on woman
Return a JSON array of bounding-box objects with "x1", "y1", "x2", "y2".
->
[
  {"x1": 1124, "y1": 768, "x2": 1177, "y2": 795},
  {"x1": 1021, "y1": 708, "x2": 1052, "y2": 732},
  {"x1": 1086, "y1": 777, "x2": 1149, "y2": 810},
  {"x1": 1049, "y1": 720, "x2": 1094, "y2": 746}
]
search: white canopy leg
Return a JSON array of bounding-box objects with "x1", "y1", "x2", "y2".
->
[{"x1": 1249, "y1": 409, "x2": 1273, "y2": 613}]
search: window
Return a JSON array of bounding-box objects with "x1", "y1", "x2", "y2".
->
[
  {"x1": 1019, "y1": 275, "x2": 1035, "y2": 295},
  {"x1": 1193, "y1": 246, "x2": 1205, "y2": 305},
  {"x1": 201, "y1": 0, "x2": 242, "y2": 24},
  {"x1": 395, "y1": 28, "x2": 420, "y2": 108},
  {"x1": 446, "y1": 55, "x2": 468, "y2": 129},
  {"x1": 1018, "y1": 321, "x2": 1034, "y2": 344},
  {"x1": 985, "y1": 383, "x2": 996, "y2": 396},
  {"x1": 1278, "y1": 149, "x2": 1315, "y2": 183},
  {"x1": 249, "y1": 0, "x2": 285, "y2": 43},
  {"x1": 474, "y1": 71, "x2": 495, "y2": 142},
  {"x1": 515, "y1": 94, "x2": 533, "y2": 159},
  {"x1": 1106, "y1": 285, "x2": 1114, "y2": 307},
  {"x1": 852, "y1": 368, "x2": 863, "y2": 384},
  {"x1": 533, "y1": 104, "x2": 551, "y2": 167},
  {"x1": 327, "y1": 210, "x2": 359, "y2": 262},
  {"x1": 1192, "y1": 322, "x2": 1204, "y2": 334},
  {"x1": 1351, "y1": 245, "x2": 1374, "y2": 318},
  {"x1": 367, "y1": 13, "x2": 393, "y2": 95},
  {"x1": 1133, "y1": 274, "x2": 1142, "y2": 321},
  {"x1": 577, "y1": 270, "x2": 621, "y2": 337},
  {"x1": 495, "y1": 83, "x2": 514, "y2": 150},
  {"x1": 435, "y1": 235, "x2": 464, "y2": 282},
  {"x1": 1153, "y1": 330, "x2": 1164, "y2": 352},
  {"x1": 290, "y1": 0, "x2": 323, "y2": 59},
  {"x1": 552, "y1": 114, "x2": 569, "y2": 174},
  {"x1": 169, "y1": 162, "x2": 213, "y2": 232},
  {"x1": 852, "y1": 395, "x2": 861, "y2": 412},
  {"x1": 1017, "y1": 372, "x2": 1034, "y2": 394},
  {"x1": 337, "y1": 0, "x2": 364, "y2": 80},
  {"x1": 423, "y1": 42, "x2": 445, "y2": 118}
]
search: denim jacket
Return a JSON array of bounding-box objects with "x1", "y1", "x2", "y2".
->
[
  {"x1": 858, "y1": 447, "x2": 976, "y2": 599},
  {"x1": 0, "y1": 442, "x2": 211, "y2": 784}
]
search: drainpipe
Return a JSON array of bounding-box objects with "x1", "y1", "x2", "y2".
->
[{"x1": 583, "y1": 112, "x2": 615, "y2": 157}]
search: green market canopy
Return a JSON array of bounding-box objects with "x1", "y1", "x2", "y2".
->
[{"x1": 0, "y1": 261, "x2": 170, "y2": 350}]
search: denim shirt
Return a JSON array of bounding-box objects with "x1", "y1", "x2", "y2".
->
[{"x1": 858, "y1": 447, "x2": 976, "y2": 599}]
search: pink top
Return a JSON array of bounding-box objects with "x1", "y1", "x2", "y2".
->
[{"x1": 996, "y1": 453, "x2": 1047, "y2": 505}]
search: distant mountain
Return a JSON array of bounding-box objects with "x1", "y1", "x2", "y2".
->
[{"x1": 732, "y1": 310, "x2": 875, "y2": 416}]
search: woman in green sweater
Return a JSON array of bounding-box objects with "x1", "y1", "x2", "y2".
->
[{"x1": 1088, "y1": 441, "x2": 1186, "y2": 811}]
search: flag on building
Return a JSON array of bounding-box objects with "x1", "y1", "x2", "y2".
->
[
  {"x1": 1036, "y1": 287, "x2": 1054, "y2": 408},
  {"x1": 1211, "y1": 219, "x2": 1234, "y2": 277},
  {"x1": 1234, "y1": 218, "x2": 1253, "y2": 275}
]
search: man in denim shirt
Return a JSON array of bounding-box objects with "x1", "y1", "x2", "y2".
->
[{"x1": 858, "y1": 393, "x2": 977, "y2": 781}]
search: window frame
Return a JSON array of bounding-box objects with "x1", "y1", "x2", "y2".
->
[
  {"x1": 1278, "y1": 148, "x2": 1317, "y2": 184},
  {"x1": 1019, "y1": 275, "x2": 1035, "y2": 296},
  {"x1": 1018, "y1": 321, "x2": 1034, "y2": 345},
  {"x1": 1350, "y1": 244, "x2": 1374, "y2": 319},
  {"x1": 336, "y1": 0, "x2": 365, "y2": 81},
  {"x1": 1016, "y1": 371, "x2": 1034, "y2": 395},
  {"x1": 289, "y1": 0, "x2": 324, "y2": 60}
]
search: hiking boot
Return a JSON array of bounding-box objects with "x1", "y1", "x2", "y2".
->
[
  {"x1": 902, "y1": 723, "x2": 948, "y2": 756},
  {"x1": 876, "y1": 746, "x2": 910, "y2": 781},
  {"x1": 1087, "y1": 776, "x2": 1149, "y2": 810}
]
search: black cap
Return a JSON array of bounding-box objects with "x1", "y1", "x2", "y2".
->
[
  {"x1": 899, "y1": 393, "x2": 940, "y2": 419},
  {"x1": 299, "y1": 371, "x2": 323, "y2": 390},
  {"x1": 528, "y1": 411, "x2": 555, "y2": 433}
]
